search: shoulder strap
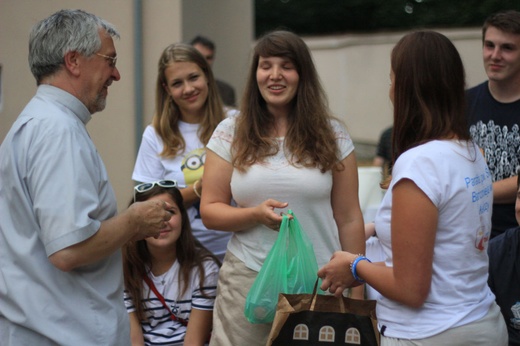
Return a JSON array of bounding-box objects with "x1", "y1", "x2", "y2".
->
[{"x1": 143, "y1": 275, "x2": 188, "y2": 326}]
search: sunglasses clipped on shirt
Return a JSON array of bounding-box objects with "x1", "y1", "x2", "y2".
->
[{"x1": 133, "y1": 180, "x2": 180, "y2": 202}]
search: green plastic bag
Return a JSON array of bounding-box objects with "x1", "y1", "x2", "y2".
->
[{"x1": 245, "y1": 210, "x2": 320, "y2": 324}]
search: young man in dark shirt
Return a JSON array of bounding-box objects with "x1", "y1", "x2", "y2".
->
[{"x1": 467, "y1": 10, "x2": 520, "y2": 238}]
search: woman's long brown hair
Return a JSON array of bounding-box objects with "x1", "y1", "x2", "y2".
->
[
  {"x1": 233, "y1": 30, "x2": 344, "y2": 173},
  {"x1": 382, "y1": 31, "x2": 470, "y2": 189},
  {"x1": 390, "y1": 31, "x2": 469, "y2": 164}
]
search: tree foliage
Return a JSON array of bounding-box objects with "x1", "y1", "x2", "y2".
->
[{"x1": 255, "y1": 0, "x2": 520, "y2": 37}]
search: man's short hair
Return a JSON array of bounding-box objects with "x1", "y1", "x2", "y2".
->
[
  {"x1": 190, "y1": 35, "x2": 215, "y2": 51},
  {"x1": 482, "y1": 10, "x2": 520, "y2": 41},
  {"x1": 29, "y1": 9, "x2": 119, "y2": 84}
]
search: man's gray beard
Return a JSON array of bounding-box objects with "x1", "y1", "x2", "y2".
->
[{"x1": 91, "y1": 93, "x2": 107, "y2": 114}]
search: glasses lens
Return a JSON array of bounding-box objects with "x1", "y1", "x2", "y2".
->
[
  {"x1": 135, "y1": 182, "x2": 153, "y2": 193},
  {"x1": 158, "y1": 180, "x2": 177, "y2": 188}
]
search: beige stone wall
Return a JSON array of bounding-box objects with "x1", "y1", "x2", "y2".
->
[
  {"x1": 305, "y1": 29, "x2": 487, "y2": 144},
  {"x1": 182, "y1": 0, "x2": 254, "y2": 108}
]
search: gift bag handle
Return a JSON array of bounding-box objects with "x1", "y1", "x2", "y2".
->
[{"x1": 309, "y1": 278, "x2": 346, "y2": 313}]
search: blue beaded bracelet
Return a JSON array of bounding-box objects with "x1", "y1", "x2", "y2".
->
[{"x1": 350, "y1": 255, "x2": 371, "y2": 283}]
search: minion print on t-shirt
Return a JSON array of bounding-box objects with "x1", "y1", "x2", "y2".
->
[{"x1": 181, "y1": 148, "x2": 206, "y2": 218}]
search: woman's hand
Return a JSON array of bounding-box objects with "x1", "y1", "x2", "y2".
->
[
  {"x1": 253, "y1": 198, "x2": 288, "y2": 230},
  {"x1": 364, "y1": 222, "x2": 376, "y2": 240},
  {"x1": 318, "y1": 251, "x2": 359, "y2": 297}
]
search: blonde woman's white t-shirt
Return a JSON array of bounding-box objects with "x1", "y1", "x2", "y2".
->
[{"x1": 132, "y1": 109, "x2": 237, "y2": 261}]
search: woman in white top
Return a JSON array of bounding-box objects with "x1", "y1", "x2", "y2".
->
[
  {"x1": 133, "y1": 43, "x2": 234, "y2": 261},
  {"x1": 200, "y1": 30, "x2": 365, "y2": 346},
  {"x1": 318, "y1": 31, "x2": 507, "y2": 345}
]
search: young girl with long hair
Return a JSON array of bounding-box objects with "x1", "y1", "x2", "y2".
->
[{"x1": 123, "y1": 181, "x2": 220, "y2": 345}]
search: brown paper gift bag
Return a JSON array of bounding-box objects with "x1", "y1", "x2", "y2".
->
[{"x1": 267, "y1": 282, "x2": 379, "y2": 346}]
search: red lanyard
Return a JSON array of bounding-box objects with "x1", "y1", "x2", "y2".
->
[{"x1": 143, "y1": 275, "x2": 188, "y2": 326}]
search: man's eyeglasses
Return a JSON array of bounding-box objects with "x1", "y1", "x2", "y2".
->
[
  {"x1": 133, "y1": 180, "x2": 178, "y2": 202},
  {"x1": 95, "y1": 53, "x2": 117, "y2": 68}
]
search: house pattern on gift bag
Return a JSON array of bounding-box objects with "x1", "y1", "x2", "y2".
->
[
  {"x1": 292, "y1": 323, "x2": 362, "y2": 344},
  {"x1": 271, "y1": 310, "x2": 378, "y2": 345}
]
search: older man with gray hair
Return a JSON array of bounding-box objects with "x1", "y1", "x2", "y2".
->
[{"x1": 0, "y1": 9, "x2": 172, "y2": 345}]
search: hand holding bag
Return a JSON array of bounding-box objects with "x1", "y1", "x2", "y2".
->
[
  {"x1": 267, "y1": 280, "x2": 379, "y2": 345},
  {"x1": 245, "y1": 210, "x2": 319, "y2": 324}
]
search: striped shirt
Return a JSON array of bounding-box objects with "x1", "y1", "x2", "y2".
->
[{"x1": 124, "y1": 259, "x2": 219, "y2": 345}]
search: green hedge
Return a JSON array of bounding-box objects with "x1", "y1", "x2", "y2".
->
[{"x1": 255, "y1": 0, "x2": 520, "y2": 37}]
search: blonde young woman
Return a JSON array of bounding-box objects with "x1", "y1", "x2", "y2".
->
[{"x1": 133, "y1": 43, "x2": 235, "y2": 261}]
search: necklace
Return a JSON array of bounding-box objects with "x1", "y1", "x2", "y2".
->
[{"x1": 154, "y1": 271, "x2": 168, "y2": 286}]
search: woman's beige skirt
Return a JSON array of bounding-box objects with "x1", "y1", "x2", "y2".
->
[{"x1": 210, "y1": 251, "x2": 272, "y2": 346}]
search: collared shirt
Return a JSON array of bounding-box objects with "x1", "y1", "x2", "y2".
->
[{"x1": 0, "y1": 85, "x2": 129, "y2": 345}]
